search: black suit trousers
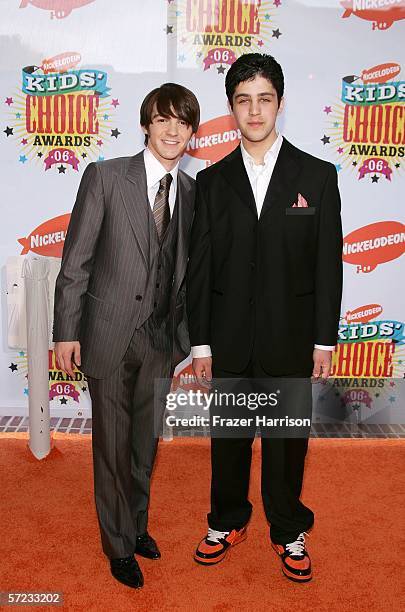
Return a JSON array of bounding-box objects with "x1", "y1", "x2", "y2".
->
[{"x1": 208, "y1": 359, "x2": 314, "y2": 545}]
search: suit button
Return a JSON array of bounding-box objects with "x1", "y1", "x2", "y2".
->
[
  {"x1": 156, "y1": 283, "x2": 160, "y2": 288},
  {"x1": 136, "y1": 295, "x2": 142, "y2": 301}
]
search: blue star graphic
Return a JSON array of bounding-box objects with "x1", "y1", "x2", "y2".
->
[
  {"x1": 103, "y1": 114, "x2": 109, "y2": 120},
  {"x1": 16, "y1": 113, "x2": 21, "y2": 119},
  {"x1": 178, "y1": 54, "x2": 186, "y2": 62},
  {"x1": 333, "y1": 121, "x2": 339, "y2": 128},
  {"x1": 98, "y1": 155, "x2": 105, "y2": 161},
  {"x1": 389, "y1": 396, "x2": 395, "y2": 403},
  {"x1": 335, "y1": 163, "x2": 342, "y2": 172},
  {"x1": 176, "y1": 10, "x2": 182, "y2": 16},
  {"x1": 19, "y1": 351, "x2": 25, "y2": 357},
  {"x1": 19, "y1": 155, "x2": 27, "y2": 163},
  {"x1": 24, "y1": 388, "x2": 29, "y2": 396},
  {"x1": 265, "y1": 13, "x2": 271, "y2": 20}
]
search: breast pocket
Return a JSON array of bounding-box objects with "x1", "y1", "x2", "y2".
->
[{"x1": 285, "y1": 207, "x2": 316, "y2": 215}]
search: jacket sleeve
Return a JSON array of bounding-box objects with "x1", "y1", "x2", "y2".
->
[
  {"x1": 314, "y1": 164, "x2": 343, "y2": 346},
  {"x1": 53, "y1": 162, "x2": 105, "y2": 341},
  {"x1": 186, "y1": 174, "x2": 212, "y2": 346}
]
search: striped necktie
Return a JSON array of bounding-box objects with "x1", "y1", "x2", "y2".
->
[{"x1": 153, "y1": 173, "x2": 172, "y2": 242}]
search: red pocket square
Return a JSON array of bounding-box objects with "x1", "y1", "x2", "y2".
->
[{"x1": 292, "y1": 193, "x2": 308, "y2": 208}]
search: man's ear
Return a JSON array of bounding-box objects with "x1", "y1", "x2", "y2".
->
[
  {"x1": 227, "y1": 101, "x2": 234, "y2": 116},
  {"x1": 278, "y1": 97, "x2": 285, "y2": 115}
]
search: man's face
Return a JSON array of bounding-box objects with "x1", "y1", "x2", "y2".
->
[
  {"x1": 230, "y1": 75, "x2": 283, "y2": 144},
  {"x1": 143, "y1": 104, "x2": 193, "y2": 166}
]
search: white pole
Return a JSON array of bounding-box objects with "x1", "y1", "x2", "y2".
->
[{"x1": 22, "y1": 257, "x2": 51, "y2": 460}]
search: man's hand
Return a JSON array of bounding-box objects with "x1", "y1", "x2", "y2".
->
[
  {"x1": 55, "y1": 341, "x2": 81, "y2": 377},
  {"x1": 192, "y1": 357, "x2": 212, "y2": 385},
  {"x1": 312, "y1": 348, "x2": 333, "y2": 380}
]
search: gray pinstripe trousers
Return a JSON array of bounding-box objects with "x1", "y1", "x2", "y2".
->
[{"x1": 87, "y1": 315, "x2": 172, "y2": 559}]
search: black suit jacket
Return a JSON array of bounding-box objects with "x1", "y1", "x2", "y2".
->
[{"x1": 186, "y1": 139, "x2": 343, "y2": 376}]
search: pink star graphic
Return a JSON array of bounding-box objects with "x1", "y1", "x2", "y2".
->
[
  {"x1": 97, "y1": 139, "x2": 103, "y2": 146},
  {"x1": 337, "y1": 147, "x2": 344, "y2": 154},
  {"x1": 5, "y1": 97, "x2": 13, "y2": 106},
  {"x1": 274, "y1": 0, "x2": 281, "y2": 6},
  {"x1": 390, "y1": 381, "x2": 396, "y2": 387},
  {"x1": 111, "y1": 99, "x2": 120, "y2": 108},
  {"x1": 323, "y1": 106, "x2": 332, "y2": 114},
  {"x1": 257, "y1": 39, "x2": 264, "y2": 47},
  {"x1": 21, "y1": 138, "x2": 28, "y2": 145}
]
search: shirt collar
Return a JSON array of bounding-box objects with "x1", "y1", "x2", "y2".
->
[
  {"x1": 144, "y1": 147, "x2": 179, "y2": 189},
  {"x1": 240, "y1": 133, "x2": 283, "y2": 169}
]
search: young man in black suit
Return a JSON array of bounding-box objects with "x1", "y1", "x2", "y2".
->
[{"x1": 187, "y1": 54, "x2": 343, "y2": 581}]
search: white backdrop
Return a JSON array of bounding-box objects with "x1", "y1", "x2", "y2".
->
[{"x1": 1, "y1": 0, "x2": 404, "y2": 420}]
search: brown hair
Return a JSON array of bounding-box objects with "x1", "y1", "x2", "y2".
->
[{"x1": 140, "y1": 82, "x2": 200, "y2": 145}]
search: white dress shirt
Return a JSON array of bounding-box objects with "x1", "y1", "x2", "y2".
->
[
  {"x1": 191, "y1": 135, "x2": 335, "y2": 358},
  {"x1": 241, "y1": 132, "x2": 283, "y2": 217},
  {"x1": 144, "y1": 147, "x2": 178, "y2": 215}
]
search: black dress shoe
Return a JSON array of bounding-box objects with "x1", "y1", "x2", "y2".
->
[
  {"x1": 110, "y1": 555, "x2": 144, "y2": 589},
  {"x1": 135, "y1": 532, "x2": 161, "y2": 560}
]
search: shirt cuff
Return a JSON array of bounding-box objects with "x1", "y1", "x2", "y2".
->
[
  {"x1": 314, "y1": 344, "x2": 335, "y2": 351},
  {"x1": 191, "y1": 345, "x2": 212, "y2": 358}
]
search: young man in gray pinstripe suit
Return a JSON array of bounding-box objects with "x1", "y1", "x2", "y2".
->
[{"x1": 53, "y1": 83, "x2": 200, "y2": 589}]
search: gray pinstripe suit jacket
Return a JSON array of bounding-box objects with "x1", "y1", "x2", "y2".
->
[{"x1": 53, "y1": 151, "x2": 195, "y2": 379}]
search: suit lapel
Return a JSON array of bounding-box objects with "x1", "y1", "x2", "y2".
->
[
  {"x1": 220, "y1": 146, "x2": 257, "y2": 217},
  {"x1": 118, "y1": 151, "x2": 149, "y2": 267},
  {"x1": 259, "y1": 138, "x2": 302, "y2": 220},
  {"x1": 173, "y1": 171, "x2": 194, "y2": 295}
]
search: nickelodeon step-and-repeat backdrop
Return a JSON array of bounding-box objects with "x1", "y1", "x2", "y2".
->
[{"x1": 0, "y1": 1, "x2": 404, "y2": 420}]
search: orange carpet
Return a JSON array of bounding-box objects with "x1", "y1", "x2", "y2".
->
[{"x1": 0, "y1": 434, "x2": 404, "y2": 612}]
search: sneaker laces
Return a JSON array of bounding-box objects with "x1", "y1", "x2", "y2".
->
[
  {"x1": 206, "y1": 528, "x2": 230, "y2": 544},
  {"x1": 285, "y1": 532, "x2": 308, "y2": 557}
]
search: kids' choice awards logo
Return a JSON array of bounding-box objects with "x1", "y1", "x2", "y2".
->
[
  {"x1": 18, "y1": 214, "x2": 70, "y2": 258},
  {"x1": 342, "y1": 221, "x2": 405, "y2": 272},
  {"x1": 168, "y1": 0, "x2": 283, "y2": 74},
  {"x1": 3, "y1": 52, "x2": 121, "y2": 174},
  {"x1": 341, "y1": 0, "x2": 405, "y2": 30},
  {"x1": 19, "y1": 0, "x2": 96, "y2": 19},
  {"x1": 322, "y1": 61, "x2": 404, "y2": 182},
  {"x1": 331, "y1": 303, "x2": 405, "y2": 378},
  {"x1": 7, "y1": 350, "x2": 88, "y2": 412},
  {"x1": 186, "y1": 114, "x2": 241, "y2": 165}
]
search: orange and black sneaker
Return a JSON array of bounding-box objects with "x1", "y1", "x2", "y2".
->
[
  {"x1": 194, "y1": 527, "x2": 247, "y2": 565},
  {"x1": 271, "y1": 532, "x2": 312, "y2": 582}
]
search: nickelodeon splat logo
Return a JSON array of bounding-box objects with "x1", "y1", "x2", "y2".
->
[
  {"x1": 331, "y1": 303, "x2": 404, "y2": 378},
  {"x1": 341, "y1": 0, "x2": 405, "y2": 30},
  {"x1": 18, "y1": 214, "x2": 71, "y2": 258},
  {"x1": 186, "y1": 114, "x2": 241, "y2": 165},
  {"x1": 3, "y1": 51, "x2": 121, "y2": 173},
  {"x1": 169, "y1": 0, "x2": 283, "y2": 74},
  {"x1": 343, "y1": 221, "x2": 405, "y2": 272},
  {"x1": 322, "y1": 61, "x2": 404, "y2": 182},
  {"x1": 343, "y1": 303, "x2": 383, "y2": 324},
  {"x1": 19, "y1": 0, "x2": 96, "y2": 20}
]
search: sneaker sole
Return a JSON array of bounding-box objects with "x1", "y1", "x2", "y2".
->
[{"x1": 194, "y1": 531, "x2": 247, "y2": 566}]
